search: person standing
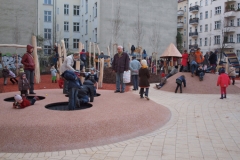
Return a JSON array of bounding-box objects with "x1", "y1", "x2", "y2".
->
[
  {"x1": 208, "y1": 51, "x2": 218, "y2": 74},
  {"x1": 181, "y1": 50, "x2": 189, "y2": 72},
  {"x1": 139, "y1": 59, "x2": 150, "y2": 100},
  {"x1": 21, "y1": 44, "x2": 36, "y2": 94},
  {"x1": 228, "y1": 64, "x2": 236, "y2": 85},
  {"x1": 203, "y1": 51, "x2": 210, "y2": 70},
  {"x1": 195, "y1": 48, "x2": 204, "y2": 64},
  {"x1": 189, "y1": 50, "x2": 197, "y2": 77},
  {"x1": 112, "y1": 46, "x2": 129, "y2": 93},
  {"x1": 80, "y1": 49, "x2": 87, "y2": 71},
  {"x1": 217, "y1": 69, "x2": 230, "y2": 99},
  {"x1": 129, "y1": 54, "x2": 141, "y2": 91}
]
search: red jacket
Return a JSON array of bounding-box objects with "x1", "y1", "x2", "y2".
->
[
  {"x1": 181, "y1": 53, "x2": 189, "y2": 66},
  {"x1": 13, "y1": 97, "x2": 31, "y2": 109},
  {"x1": 21, "y1": 45, "x2": 35, "y2": 70},
  {"x1": 217, "y1": 73, "x2": 230, "y2": 87}
]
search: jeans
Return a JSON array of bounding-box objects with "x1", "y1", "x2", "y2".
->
[
  {"x1": 199, "y1": 72, "x2": 204, "y2": 80},
  {"x1": 190, "y1": 64, "x2": 197, "y2": 75},
  {"x1": 140, "y1": 88, "x2": 149, "y2": 97},
  {"x1": 116, "y1": 72, "x2": 125, "y2": 92},
  {"x1": 165, "y1": 73, "x2": 173, "y2": 79},
  {"x1": 63, "y1": 79, "x2": 69, "y2": 94},
  {"x1": 24, "y1": 70, "x2": 34, "y2": 93},
  {"x1": 131, "y1": 75, "x2": 138, "y2": 90}
]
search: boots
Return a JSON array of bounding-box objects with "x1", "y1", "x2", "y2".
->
[
  {"x1": 52, "y1": 80, "x2": 54, "y2": 83},
  {"x1": 220, "y1": 94, "x2": 223, "y2": 99},
  {"x1": 55, "y1": 80, "x2": 57, "y2": 83},
  {"x1": 224, "y1": 94, "x2": 226, "y2": 98}
]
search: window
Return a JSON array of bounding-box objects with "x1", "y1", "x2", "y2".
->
[
  {"x1": 195, "y1": 39, "x2": 197, "y2": 45},
  {"x1": 200, "y1": 25, "x2": 202, "y2": 32},
  {"x1": 44, "y1": 0, "x2": 51, "y2": 5},
  {"x1": 44, "y1": 45, "x2": 51, "y2": 55},
  {"x1": 85, "y1": 20, "x2": 88, "y2": 34},
  {"x1": 184, "y1": 6, "x2": 186, "y2": 12},
  {"x1": 205, "y1": 0, "x2": 208, "y2": 6},
  {"x1": 73, "y1": 5, "x2": 80, "y2": 15},
  {"x1": 85, "y1": 0, "x2": 88, "y2": 13},
  {"x1": 73, "y1": 22, "x2": 80, "y2": 32},
  {"x1": 214, "y1": 35, "x2": 220, "y2": 44},
  {"x1": 94, "y1": 2, "x2": 97, "y2": 17},
  {"x1": 184, "y1": 29, "x2": 186, "y2": 36},
  {"x1": 189, "y1": 39, "x2": 192, "y2": 45},
  {"x1": 238, "y1": 3, "x2": 240, "y2": 9},
  {"x1": 200, "y1": 13, "x2": 203, "y2": 20},
  {"x1": 215, "y1": 21, "x2": 221, "y2": 29},
  {"x1": 209, "y1": 37, "x2": 211, "y2": 46},
  {"x1": 184, "y1": 17, "x2": 186, "y2": 24},
  {"x1": 238, "y1": 18, "x2": 240, "y2": 26},
  {"x1": 190, "y1": 27, "x2": 192, "y2": 32},
  {"x1": 73, "y1": 39, "x2": 79, "y2": 49},
  {"x1": 85, "y1": 41, "x2": 88, "y2": 51},
  {"x1": 190, "y1": 15, "x2": 192, "y2": 19},
  {"x1": 229, "y1": 35, "x2": 233, "y2": 42},
  {"x1": 237, "y1": 50, "x2": 240, "y2": 60},
  {"x1": 200, "y1": 38, "x2": 202, "y2": 46},
  {"x1": 205, "y1": 11, "x2": 208, "y2": 19},
  {"x1": 64, "y1": 4, "x2": 69, "y2": 15},
  {"x1": 44, "y1": 11, "x2": 51, "y2": 22},
  {"x1": 184, "y1": 41, "x2": 186, "y2": 47},
  {"x1": 210, "y1": 10, "x2": 212, "y2": 18},
  {"x1": 230, "y1": 20, "x2": 234, "y2": 26},
  {"x1": 237, "y1": 34, "x2": 240, "y2": 43},
  {"x1": 200, "y1": 0, "x2": 202, "y2": 6},
  {"x1": 215, "y1": 6, "x2": 221, "y2": 14},
  {"x1": 64, "y1": 21, "x2": 69, "y2": 31},
  {"x1": 64, "y1": 38, "x2": 69, "y2": 49},
  {"x1": 95, "y1": 28, "x2": 97, "y2": 43},
  {"x1": 44, "y1": 28, "x2": 51, "y2": 39},
  {"x1": 205, "y1": 24, "x2": 208, "y2": 32},
  {"x1": 205, "y1": 38, "x2": 208, "y2": 46}
]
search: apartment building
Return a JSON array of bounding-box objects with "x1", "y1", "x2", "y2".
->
[
  {"x1": 188, "y1": 0, "x2": 240, "y2": 60},
  {"x1": 38, "y1": 0, "x2": 178, "y2": 57},
  {"x1": 178, "y1": 0, "x2": 189, "y2": 52}
]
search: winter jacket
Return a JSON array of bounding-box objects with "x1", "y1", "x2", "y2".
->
[
  {"x1": 21, "y1": 45, "x2": 35, "y2": 71},
  {"x1": 139, "y1": 67, "x2": 150, "y2": 87},
  {"x1": 60, "y1": 54, "x2": 75, "y2": 73},
  {"x1": 176, "y1": 75, "x2": 186, "y2": 87},
  {"x1": 209, "y1": 52, "x2": 217, "y2": 65},
  {"x1": 196, "y1": 68, "x2": 205, "y2": 76},
  {"x1": 79, "y1": 85, "x2": 95, "y2": 102},
  {"x1": 18, "y1": 73, "x2": 31, "y2": 91},
  {"x1": 61, "y1": 70, "x2": 82, "y2": 90},
  {"x1": 80, "y1": 52, "x2": 87, "y2": 62},
  {"x1": 217, "y1": 73, "x2": 230, "y2": 87},
  {"x1": 181, "y1": 53, "x2": 189, "y2": 66},
  {"x1": 188, "y1": 53, "x2": 196, "y2": 64},
  {"x1": 203, "y1": 53, "x2": 210, "y2": 66},
  {"x1": 129, "y1": 59, "x2": 141, "y2": 75},
  {"x1": 2, "y1": 68, "x2": 9, "y2": 78},
  {"x1": 170, "y1": 68, "x2": 178, "y2": 75},
  {"x1": 195, "y1": 50, "x2": 204, "y2": 64},
  {"x1": 13, "y1": 97, "x2": 31, "y2": 109},
  {"x1": 228, "y1": 67, "x2": 236, "y2": 77},
  {"x1": 112, "y1": 52, "x2": 129, "y2": 73},
  {"x1": 85, "y1": 73, "x2": 98, "y2": 83}
]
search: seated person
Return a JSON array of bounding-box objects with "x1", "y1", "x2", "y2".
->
[
  {"x1": 196, "y1": 64, "x2": 205, "y2": 81},
  {"x1": 13, "y1": 94, "x2": 39, "y2": 109},
  {"x1": 165, "y1": 66, "x2": 178, "y2": 79}
]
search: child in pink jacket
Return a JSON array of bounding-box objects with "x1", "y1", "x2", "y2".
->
[{"x1": 217, "y1": 69, "x2": 230, "y2": 99}]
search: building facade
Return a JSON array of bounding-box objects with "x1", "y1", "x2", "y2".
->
[
  {"x1": 188, "y1": 0, "x2": 240, "y2": 60},
  {"x1": 178, "y1": 0, "x2": 189, "y2": 52}
]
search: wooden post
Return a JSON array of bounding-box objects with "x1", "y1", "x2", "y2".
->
[
  {"x1": 32, "y1": 35, "x2": 41, "y2": 84},
  {"x1": 107, "y1": 46, "x2": 111, "y2": 67},
  {"x1": 78, "y1": 42, "x2": 83, "y2": 53},
  {"x1": 61, "y1": 40, "x2": 66, "y2": 60},
  {"x1": 89, "y1": 42, "x2": 91, "y2": 69},
  {"x1": 93, "y1": 43, "x2": 96, "y2": 69},
  {"x1": 58, "y1": 44, "x2": 62, "y2": 74},
  {"x1": 226, "y1": 57, "x2": 229, "y2": 73},
  {"x1": 99, "y1": 58, "x2": 104, "y2": 88}
]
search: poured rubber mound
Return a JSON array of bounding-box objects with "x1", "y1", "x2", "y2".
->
[
  {"x1": 4, "y1": 96, "x2": 45, "y2": 102},
  {"x1": 0, "y1": 89, "x2": 171, "y2": 152},
  {"x1": 156, "y1": 72, "x2": 240, "y2": 94},
  {"x1": 45, "y1": 102, "x2": 93, "y2": 111}
]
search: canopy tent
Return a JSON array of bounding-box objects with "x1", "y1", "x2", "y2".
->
[{"x1": 160, "y1": 43, "x2": 182, "y2": 58}]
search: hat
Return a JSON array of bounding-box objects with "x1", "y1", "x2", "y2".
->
[
  {"x1": 14, "y1": 94, "x2": 22, "y2": 101},
  {"x1": 220, "y1": 68, "x2": 225, "y2": 74},
  {"x1": 141, "y1": 59, "x2": 147, "y2": 66}
]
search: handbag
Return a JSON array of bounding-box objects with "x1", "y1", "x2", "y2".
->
[{"x1": 123, "y1": 70, "x2": 131, "y2": 83}]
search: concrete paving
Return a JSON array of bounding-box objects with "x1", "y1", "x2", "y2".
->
[{"x1": 1, "y1": 82, "x2": 240, "y2": 160}]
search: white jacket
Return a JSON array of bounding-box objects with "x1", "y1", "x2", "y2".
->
[
  {"x1": 60, "y1": 54, "x2": 75, "y2": 73},
  {"x1": 9, "y1": 70, "x2": 16, "y2": 78}
]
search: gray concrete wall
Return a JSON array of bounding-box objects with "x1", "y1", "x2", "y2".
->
[
  {"x1": 99, "y1": 0, "x2": 177, "y2": 57},
  {"x1": 0, "y1": 0, "x2": 37, "y2": 55}
]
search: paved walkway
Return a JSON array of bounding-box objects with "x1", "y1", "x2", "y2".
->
[{"x1": 1, "y1": 83, "x2": 240, "y2": 160}]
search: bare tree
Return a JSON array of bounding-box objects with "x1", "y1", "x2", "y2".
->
[
  {"x1": 132, "y1": 2, "x2": 144, "y2": 48},
  {"x1": 149, "y1": 22, "x2": 161, "y2": 54}
]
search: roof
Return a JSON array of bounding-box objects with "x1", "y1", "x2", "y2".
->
[{"x1": 160, "y1": 43, "x2": 182, "y2": 58}]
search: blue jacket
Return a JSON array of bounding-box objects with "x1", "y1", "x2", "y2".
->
[
  {"x1": 61, "y1": 70, "x2": 82, "y2": 89},
  {"x1": 176, "y1": 75, "x2": 186, "y2": 87},
  {"x1": 129, "y1": 59, "x2": 141, "y2": 75}
]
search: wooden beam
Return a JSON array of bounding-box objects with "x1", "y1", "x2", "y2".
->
[{"x1": 0, "y1": 44, "x2": 41, "y2": 49}]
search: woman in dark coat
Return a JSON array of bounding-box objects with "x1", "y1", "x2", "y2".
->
[
  {"x1": 139, "y1": 59, "x2": 150, "y2": 100},
  {"x1": 208, "y1": 51, "x2": 218, "y2": 73}
]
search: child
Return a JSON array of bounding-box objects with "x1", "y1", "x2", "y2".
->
[
  {"x1": 2, "y1": 66, "x2": 9, "y2": 85},
  {"x1": 85, "y1": 68, "x2": 98, "y2": 87},
  {"x1": 18, "y1": 73, "x2": 31, "y2": 96},
  {"x1": 156, "y1": 77, "x2": 167, "y2": 89},
  {"x1": 50, "y1": 66, "x2": 57, "y2": 83},
  {"x1": 217, "y1": 69, "x2": 230, "y2": 99},
  {"x1": 228, "y1": 64, "x2": 236, "y2": 85},
  {"x1": 13, "y1": 94, "x2": 39, "y2": 109},
  {"x1": 9, "y1": 70, "x2": 18, "y2": 84},
  {"x1": 139, "y1": 59, "x2": 150, "y2": 100},
  {"x1": 19, "y1": 65, "x2": 24, "y2": 74},
  {"x1": 196, "y1": 64, "x2": 205, "y2": 81},
  {"x1": 175, "y1": 75, "x2": 186, "y2": 93}
]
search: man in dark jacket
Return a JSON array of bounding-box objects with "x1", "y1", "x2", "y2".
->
[
  {"x1": 208, "y1": 51, "x2": 218, "y2": 73},
  {"x1": 175, "y1": 75, "x2": 186, "y2": 93},
  {"x1": 21, "y1": 44, "x2": 35, "y2": 94},
  {"x1": 112, "y1": 46, "x2": 129, "y2": 93}
]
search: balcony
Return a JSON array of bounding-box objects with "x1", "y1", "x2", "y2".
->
[
  {"x1": 224, "y1": 10, "x2": 237, "y2": 17},
  {"x1": 225, "y1": 0, "x2": 236, "y2": 3},
  {"x1": 224, "y1": 26, "x2": 236, "y2": 32},
  {"x1": 178, "y1": 0, "x2": 186, "y2": 3},
  {"x1": 177, "y1": 22, "x2": 184, "y2": 29},
  {"x1": 189, "y1": 18, "x2": 199, "y2": 25},
  {"x1": 189, "y1": 6, "x2": 199, "y2": 12},
  {"x1": 224, "y1": 42, "x2": 235, "y2": 49},
  {"x1": 189, "y1": 32, "x2": 198, "y2": 38},
  {"x1": 189, "y1": 44, "x2": 198, "y2": 49},
  {"x1": 177, "y1": 10, "x2": 184, "y2": 17}
]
